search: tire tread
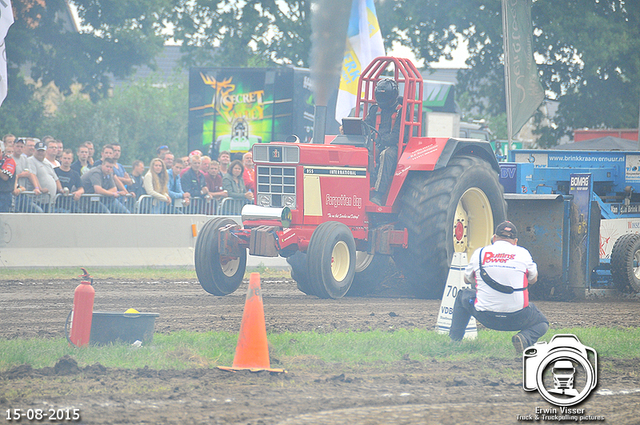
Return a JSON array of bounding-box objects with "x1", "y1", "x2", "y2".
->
[
  {"x1": 195, "y1": 217, "x2": 246, "y2": 296},
  {"x1": 394, "y1": 155, "x2": 507, "y2": 299},
  {"x1": 307, "y1": 222, "x2": 356, "y2": 299},
  {"x1": 610, "y1": 233, "x2": 640, "y2": 292}
]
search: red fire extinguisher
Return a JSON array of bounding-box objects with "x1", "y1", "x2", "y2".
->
[{"x1": 66, "y1": 268, "x2": 95, "y2": 347}]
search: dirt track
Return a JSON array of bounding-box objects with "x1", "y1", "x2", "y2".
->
[{"x1": 1, "y1": 277, "x2": 639, "y2": 424}]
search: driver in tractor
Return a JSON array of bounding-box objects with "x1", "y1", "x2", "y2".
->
[{"x1": 364, "y1": 78, "x2": 402, "y2": 206}]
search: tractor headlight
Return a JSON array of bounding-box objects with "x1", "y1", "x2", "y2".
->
[
  {"x1": 257, "y1": 194, "x2": 271, "y2": 207},
  {"x1": 283, "y1": 195, "x2": 296, "y2": 209}
]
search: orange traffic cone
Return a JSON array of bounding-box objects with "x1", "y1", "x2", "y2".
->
[{"x1": 218, "y1": 273, "x2": 285, "y2": 373}]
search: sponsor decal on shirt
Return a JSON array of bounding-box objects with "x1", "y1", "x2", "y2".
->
[{"x1": 483, "y1": 252, "x2": 516, "y2": 264}]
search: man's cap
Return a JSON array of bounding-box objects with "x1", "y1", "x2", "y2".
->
[
  {"x1": 156, "y1": 145, "x2": 169, "y2": 153},
  {"x1": 495, "y1": 221, "x2": 518, "y2": 239},
  {"x1": 35, "y1": 141, "x2": 46, "y2": 151},
  {"x1": 14, "y1": 138, "x2": 25, "y2": 144},
  {"x1": 189, "y1": 149, "x2": 202, "y2": 156}
]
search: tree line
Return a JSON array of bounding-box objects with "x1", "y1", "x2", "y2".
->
[{"x1": 2, "y1": 0, "x2": 638, "y2": 153}]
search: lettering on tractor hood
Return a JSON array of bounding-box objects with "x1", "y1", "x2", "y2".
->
[
  {"x1": 325, "y1": 194, "x2": 363, "y2": 209},
  {"x1": 304, "y1": 166, "x2": 366, "y2": 177}
]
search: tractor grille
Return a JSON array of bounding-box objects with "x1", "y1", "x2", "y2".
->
[{"x1": 256, "y1": 166, "x2": 296, "y2": 208}]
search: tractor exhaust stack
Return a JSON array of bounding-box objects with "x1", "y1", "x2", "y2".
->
[{"x1": 313, "y1": 105, "x2": 327, "y2": 144}]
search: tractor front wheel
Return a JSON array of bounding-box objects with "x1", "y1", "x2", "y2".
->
[
  {"x1": 395, "y1": 155, "x2": 507, "y2": 299},
  {"x1": 307, "y1": 221, "x2": 356, "y2": 299},
  {"x1": 195, "y1": 217, "x2": 246, "y2": 295}
]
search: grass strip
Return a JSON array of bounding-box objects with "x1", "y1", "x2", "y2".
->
[
  {"x1": 0, "y1": 266, "x2": 290, "y2": 281},
  {"x1": 1, "y1": 328, "x2": 638, "y2": 372}
]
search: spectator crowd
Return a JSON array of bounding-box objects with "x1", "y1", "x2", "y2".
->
[{"x1": 0, "y1": 134, "x2": 256, "y2": 214}]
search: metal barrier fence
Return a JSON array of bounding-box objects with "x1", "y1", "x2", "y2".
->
[
  {"x1": 133, "y1": 195, "x2": 220, "y2": 215},
  {"x1": 218, "y1": 197, "x2": 253, "y2": 215},
  {"x1": 13, "y1": 191, "x2": 52, "y2": 213},
  {"x1": 7, "y1": 192, "x2": 251, "y2": 215},
  {"x1": 54, "y1": 193, "x2": 135, "y2": 213}
]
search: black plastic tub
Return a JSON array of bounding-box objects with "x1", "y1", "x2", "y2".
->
[{"x1": 89, "y1": 311, "x2": 159, "y2": 345}]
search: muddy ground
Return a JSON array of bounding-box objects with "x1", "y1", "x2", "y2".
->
[{"x1": 1, "y1": 276, "x2": 639, "y2": 424}]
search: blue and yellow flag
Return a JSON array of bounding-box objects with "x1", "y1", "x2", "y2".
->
[{"x1": 335, "y1": 0, "x2": 385, "y2": 122}]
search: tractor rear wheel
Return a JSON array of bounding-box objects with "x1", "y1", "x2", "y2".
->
[
  {"x1": 395, "y1": 155, "x2": 507, "y2": 299},
  {"x1": 307, "y1": 221, "x2": 356, "y2": 299},
  {"x1": 195, "y1": 217, "x2": 246, "y2": 296},
  {"x1": 345, "y1": 252, "x2": 392, "y2": 296},
  {"x1": 610, "y1": 233, "x2": 640, "y2": 292}
]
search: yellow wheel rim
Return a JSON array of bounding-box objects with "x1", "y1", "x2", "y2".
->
[
  {"x1": 453, "y1": 188, "x2": 494, "y2": 257},
  {"x1": 331, "y1": 241, "x2": 350, "y2": 282}
]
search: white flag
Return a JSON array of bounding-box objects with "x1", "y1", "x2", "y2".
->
[
  {"x1": 335, "y1": 0, "x2": 385, "y2": 122},
  {"x1": 0, "y1": 0, "x2": 14, "y2": 107}
]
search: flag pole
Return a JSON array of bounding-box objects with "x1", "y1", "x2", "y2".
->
[{"x1": 501, "y1": 0, "x2": 513, "y2": 152}]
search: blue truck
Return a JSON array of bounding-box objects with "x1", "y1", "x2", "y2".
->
[{"x1": 500, "y1": 148, "x2": 640, "y2": 299}]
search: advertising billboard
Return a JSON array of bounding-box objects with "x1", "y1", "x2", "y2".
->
[{"x1": 188, "y1": 67, "x2": 315, "y2": 159}]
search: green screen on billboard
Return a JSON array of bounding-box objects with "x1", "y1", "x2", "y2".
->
[{"x1": 188, "y1": 68, "x2": 300, "y2": 157}]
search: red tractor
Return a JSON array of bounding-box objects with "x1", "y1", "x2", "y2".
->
[{"x1": 195, "y1": 57, "x2": 506, "y2": 299}]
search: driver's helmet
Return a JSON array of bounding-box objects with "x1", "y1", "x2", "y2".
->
[
  {"x1": 374, "y1": 78, "x2": 399, "y2": 108},
  {"x1": 232, "y1": 118, "x2": 249, "y2": 138}
]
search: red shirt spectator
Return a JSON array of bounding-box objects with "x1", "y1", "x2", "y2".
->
[
  {"x1": 205, "y1": 161, "x2": 227, "y2": 199},
  {"x1": 0, "y1": 145, "x2": 17, "y2": 212}
]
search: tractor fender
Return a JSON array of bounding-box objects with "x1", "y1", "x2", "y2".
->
[
  {"x1": 434, "y1": 138, "x2": 500, "y2": 173},
  {"x1": 386, "y1": 138, "x2": 499, "y2": 206}
]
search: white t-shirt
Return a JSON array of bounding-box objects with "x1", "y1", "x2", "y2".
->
[
  {"x1": 13, "y1": 154, "x2": 30, "y2": 188},
  {"x1": 44, "y1": 158, "x2": 60, "y2": 168},
  {"x1": 27, "y1": 156, "x2": 59, "y2": 203},
  {"x1": 465, "y1": 240, "x2": 538, "y2": 313}
]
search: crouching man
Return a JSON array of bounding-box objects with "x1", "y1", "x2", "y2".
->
[{"x1": 449, "y1": 221, "x2": 549, "y2": 354}]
